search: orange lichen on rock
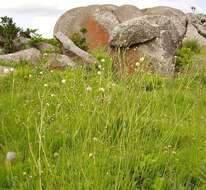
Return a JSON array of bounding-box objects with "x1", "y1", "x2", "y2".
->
[{"x1": 84, "y1": 18, "x2": 109, "y2": 50}]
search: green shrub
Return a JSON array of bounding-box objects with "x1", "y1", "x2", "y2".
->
[
  {"x1": 19, "y1": 28, "x2": 37, "y2": 38},
  {"x1": 183, "y1": 40, "x2": 201, "y2": 53},
  {"x1": 27, "y1": 34, "x2": 61, "y2": 53},
  {"x1": 69, "y1": 27, "x2": 89, "y2": 51},
  {"x1": 0, "y1": 16, "x2": 21, "y2": 53},
  {"x1": 27, "y1": 34, "x2": 44, "y2": 48},
  {"x1": 175, "y1": 47, "x2": 193, "y2": 69}
]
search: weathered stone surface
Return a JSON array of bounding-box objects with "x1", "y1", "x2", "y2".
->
[
  {"x1": 143, "y1": 15, "x2": 187, "y2": 48},
  {"x1": 55, "y1": 32, "x2": 99, "y2": 64},
  {"x1": 46, "y1": 53, "x2": 76, "y2": 69},
  {"x1": 143, "y1": 6, "x2": 185, "y2": 18},
  {"x1": 54, "y1": 5, "x2": 120, "y2": 50},
  {"x1": 0, "y1": 48, "x2": 41, "y2": 63},
  {"x1": 186, "y1": 13, "x2": 206, "y2": 46},
  {"x1": 138, "y1": 31, "x2": 176, "y2": 77},
  {"x1": 54, "y1": 5, "x2": 119, "y2": 36},
  {"x1": 36, "y1": 42, "x2": 56, "y2": 52},
  {"x1": 114, "y1": 5, "x2": 143, "y2": 22},
  {"x1": 110, "y1": 17, "x2": 159, "y2": 47},
  {"x1": 184, "y1": 24, "x2": 206, "y2": 46},
  {"x1": 0, "y1": 66, "x2": 14, "y2": 75}
]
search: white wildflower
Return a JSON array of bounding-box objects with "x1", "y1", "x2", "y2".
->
[
  {"x1": 97, "y1": 71, "x2": 101, "y2": 75},
  {"x1": 6, "y1": 152, "x2": 16, "y2": 161},
  {"x1": 39, "y1": 71, "x2": 43, "y2": 75},
  {"x1": 29, "y1": 74, "x2": 32, "y2": 78},
  {"x1": 100, "y1": 58, "x2": 105, "y2": 63},
  {"x1": 89, "y1": 153, "x2": 94, "y2": 158},
  {"x1": 54, "y1": 152, "x2": 59, "y2": 157},
  {"x1": 99, "y1": 87, "x2": 105, "y2": 92},
  {"x1": 51, "y1": 94, "x2": 55, "y2": 97},
  {"x1": 10, "y1": 68, "x2": 14, "y2": 72},
  {"x1": 98, "y1": 65, "x2": 102, "y2": 69},
  {"x1": 46, "y1": 103, "x2": 50, "y2": 106},
  {"x1": 44, "y1": 84, "x2": 48, "y2": 87},
  {"x1": 140, "y1": 57, "x2": 145, "y2": 62},
  {"x1": 86, "y1": 86, "x2": 92, "y2": 92},
  {"x1": 23, "y1": 172, "x2": 27, "y2": 176},
  {"x1": 3, "y1": 68, "x2": 9, "y2": 74},
  {"x1": 61, "y1": 79, "x2": 66, "y2": 84},
  {"x1": 135, "y1": 62, "x2": 140, "y2": 67},
  {"x1": 93, "y1": 137, "x2": 98, "y2": 141}
]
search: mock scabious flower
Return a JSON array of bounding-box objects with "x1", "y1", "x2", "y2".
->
[
  {"x1": 6, "y1": 152, "x2": 16, "y2": 161},
  {"x1": 135, "y1": 62, "x2": 140, "y2": 67},
  {"x1": 140, "y1": 57, "x2": 145, "y2": 62},
  {"x1": 97, "y1": 71, "x2": 101, "y2": 75},
  {"x1": 86, "y1": 86, "x2": 92, "y2": 92},
  {"x1": 99, "y1": 87, "x2": 105, "y2": 92},
  {"x1": 89, "y1": 153, "x2": 94, "y2": 158},
  {"x1": 100, "y1": 58, "x2": 105, "y2": 63},
  {"x1": 61, "y1": 79, "x2": 66, "y2": 84}
]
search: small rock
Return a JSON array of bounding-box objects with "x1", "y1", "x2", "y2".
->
[
  {"x1": 46, "y1": 53, "x2": 76, "y2": 69},
  {"x1": 0, "y1": 48, "x2": 41, "y2": 64}
]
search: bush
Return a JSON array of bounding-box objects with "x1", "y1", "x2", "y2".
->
[
  {"x1": 183, "y1": 40, "x2": 201, "y2": 53},
  {"x1": 27, "y1": 34, "x2": 44, "y2": 48},
  {"x1": 69, "y1": 27, "x2": 89, "y2": 51},
  {"x1": 175, "y1": 47, "x2": 193, "y2": 69},
  {"x1": 0, "y1": 16, "x2": 21, "y2": 53}
]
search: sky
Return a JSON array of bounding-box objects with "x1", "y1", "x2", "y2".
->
[{"x1": 0, "y1": 0, "x2": 205, "y2": 37}]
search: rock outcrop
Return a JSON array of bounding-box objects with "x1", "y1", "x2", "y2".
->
[
  {"x1": 0, "y1": 48, "x2": 41, "y2": 64},
  {"x1": 110, "y1": 17, "x2": 159, "y2": 47},
  {"x1": 55, "y1": 32, "x2": 99, "y2": 64},
  {"x1": 54, "y1": 4, "x2": 206, "y2": 76}
]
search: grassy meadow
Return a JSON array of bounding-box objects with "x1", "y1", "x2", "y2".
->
[{"x1": 0, "y1": 47, "x2": 206, "y2": 190}]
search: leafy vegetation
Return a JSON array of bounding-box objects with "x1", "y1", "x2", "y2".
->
[
  {"x1": 0, "y1": 46, "x2": 206, "y2": 189},
  {"x1": 0, "y1": 16, "x2": 21, "y2": 53},
  {"x1": 175, "y1": 40, "x2": 201, "y2": 70},
  {"x1": 0, "y1": 16, "x2": 38, "y2": 53},
  {"x1": 69, "y1": 27, "x2": 89, "y2": 51}
]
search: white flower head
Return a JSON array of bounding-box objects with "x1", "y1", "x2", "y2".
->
[
  {"x1": 39, "y1": 71, "x2": 43, "y2": 75},
  {"x1": 6, "y1": 152, "x2": 16, "y2": 161},
  {"x1": 100, "y1": 58, "x2": 105, "y2": 63},
  {"x1": 99, "y1": 87, "x2": 105, "y2": 92},
  {"x1": 44, "y1": 84, "x2": 48, "y2": 87},
  {"x1": 51, "y1": 94, "x2": 55, "y2": 97},
  {"x1": 3, "y1": 68, "x2": 9, "y2": 74},
  {"x1": 140, "y1": 57, "x2": 145, "y2": 62},
  {"x1": 93, "y1": 137, "x2": 98, "y2": 141},
  {"x1": 89, "y1": 153, "x2": 94, "y2": 158},
  {"x1": 97, "y1": 71, "x2": 101, "y2": 76},
  {"x1": 86, "y1": 86, "x2": 92, "y2": 92},
  {"x1": 29, "y1": 74, "x2": 32, "y2": 78},
  {"x1": 136, "y1": 62, "x2": 140, "y2": 67},
  {"x1": 61, "y1": 79, "x2": 66, "y2": 84}
]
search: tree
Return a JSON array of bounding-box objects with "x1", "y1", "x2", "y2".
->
[{"x1": 0, "y1": 16, "x2": 21, "y2": 53}]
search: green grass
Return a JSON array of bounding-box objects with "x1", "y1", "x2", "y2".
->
[{"x1": 0, "y1": 50, "x2": 206, "y2": 190}]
